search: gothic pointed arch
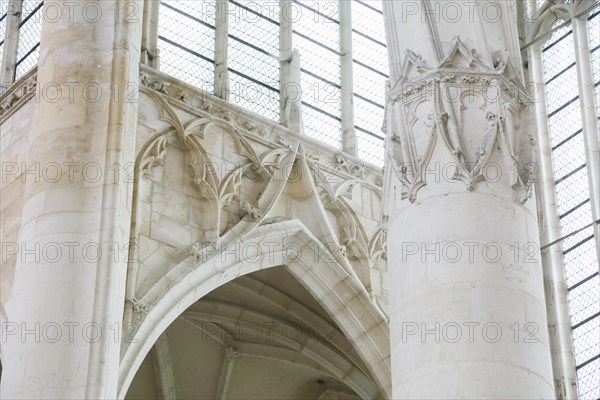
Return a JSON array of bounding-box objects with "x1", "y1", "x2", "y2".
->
[{"x1": 117, "y1": 221, "x2": 390, "y2": 398}]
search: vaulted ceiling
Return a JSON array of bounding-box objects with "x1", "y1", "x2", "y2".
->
[{"x1": 125, "y1": 268, "x2": 381, "y2": 399}]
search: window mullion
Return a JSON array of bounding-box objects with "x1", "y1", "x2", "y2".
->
[
  {"x1": 527, "y1": 41, "x2": 579, "y2": 399},
  {"x1": 214, "y1": 0, "x2": 229, "y2": 100},
  {"x1": 141, "y1": 0, "x2": 160, "y2": 68},
  {"x1": 0, "y1": 0, "x2": 22, "y2": 88},
  {"x1": 339, "y1": 0, "x2": 356, "y2": 157},
  {"x1": 572, "y1": 16, "x2": 600, "y2": 263},
  {"x1": 279, "y1": 0, "x2": 293, "y2": 127}
]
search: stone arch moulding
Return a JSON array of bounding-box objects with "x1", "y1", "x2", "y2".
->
[
  {"x1": 117, "y1": 220, "x2": 391, "y2": 399},
  {"x1": 527, "y1": 0, "x2": 592, "y2": 44}
]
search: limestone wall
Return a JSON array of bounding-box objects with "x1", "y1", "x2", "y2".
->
[
  {"x1": 0, "y1": 70, "x2": 37, "y2": 306},
  {"x1": 131, "y1": 66, "x2": 388, "y2": 314},
  {"x1": 0, "y1": 66, "x2": 391, "y2": 396}
]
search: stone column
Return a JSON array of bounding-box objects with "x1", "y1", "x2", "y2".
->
[
  {"x1": 572, "y1": 15, "x2": 600, "y2": 261},
  {"x1": 141, "y1": 0, "x2": 160, "y2": 68},
  {"x1": 214, "y1": 0, "x2": 230, "y2": 100},
  {"x1": 0, "y1": 1, "x2": 142, "y2": 398},
  {"x1": 383, "y1": 1, "x2": 554, "y2": 397},
  {"x1": 0, "y1": 0, "x2": 22, "y2": 88},
  {"x1": 528, "y1": 43, "x2": 578, "y2": 399},
  {"x1": 339, "y1": 0, "x2": 357, "y2": 157}
]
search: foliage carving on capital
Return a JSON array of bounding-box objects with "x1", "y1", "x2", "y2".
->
[
  {"x1": 224, "y1": 347, "x2": 241, "y2": 360},
  {"x1": 126, "y1": 297, "x2": 149, "y2": 319}
]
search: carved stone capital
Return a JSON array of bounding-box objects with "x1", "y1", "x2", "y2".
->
[
  {"x1": 223, "y1": 347, "x2": 241, "y2": 360},
  {"x1": 386, "y1": 38, "x2": 535, "y2": 203},
  {"x1": 126, "y1": 297, "x2": 150, "y2": 319}
]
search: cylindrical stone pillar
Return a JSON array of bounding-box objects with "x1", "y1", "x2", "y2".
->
[
  {"x1": 0, "y1": 1, "x2": 142, "y2": 398},
  {"x1": 382, "y1": 1, "x2": 555, "y2": 398}
]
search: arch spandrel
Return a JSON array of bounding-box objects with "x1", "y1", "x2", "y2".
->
[{"x1": 119, "y1": 68, "x2": 390, "y2": 398}]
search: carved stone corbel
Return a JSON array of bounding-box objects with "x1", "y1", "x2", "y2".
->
[{"x1": 126, "y1": 297, "x2": 150, "y2": 320}]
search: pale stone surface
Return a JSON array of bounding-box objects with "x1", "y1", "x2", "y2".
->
[
  {"x1": 383, "y1": 1, "x2": 554, "y2": 398},
  {"x1": 0, "y1": 1, "x2": 142, "y2": 398},
  {"x1": 0, "y1": 0, "x2": 581, "y2": 399}
]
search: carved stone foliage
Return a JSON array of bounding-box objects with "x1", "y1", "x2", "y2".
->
[
  {"x1": 126, "y1": 297, "x2": 149, "y2": 320},
  {"x1": 386, "y1": 36, "x2": 535, "y2": 203},
  {"x1": 223, "y1": 346, "x2": 241, "y2": 361},
  {"x1": 139, "y1": 70, "x2": 269, "y2": 138},
  {"x1": 128, "y1": 67, "x2": 387, "y2": 330},
  {"x1": 305, "y1": 152, "x2": 386, "y2": 288},
  {"x1": 138, "y1": 88, "x2": 292, "y2": 240},
  {"x1": 335, "y1": 155, "x2": 367, "y2": 180},
  {"x1": 0, "y1": 71, "x2": 37, "y2": 120},
  {"x1": 127, "y1": 81, "x2": 299, "y2": 318},
  {"x1": 368, "y1": 226, "x2": 387, "y2": 265},
  {"x1": 239, "y1": 201, "x2": 262, "y2": 221}
]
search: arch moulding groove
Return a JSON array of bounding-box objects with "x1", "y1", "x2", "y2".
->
[{"x1": 117, "y1": 220, "x2": 391, "y2": 399}]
